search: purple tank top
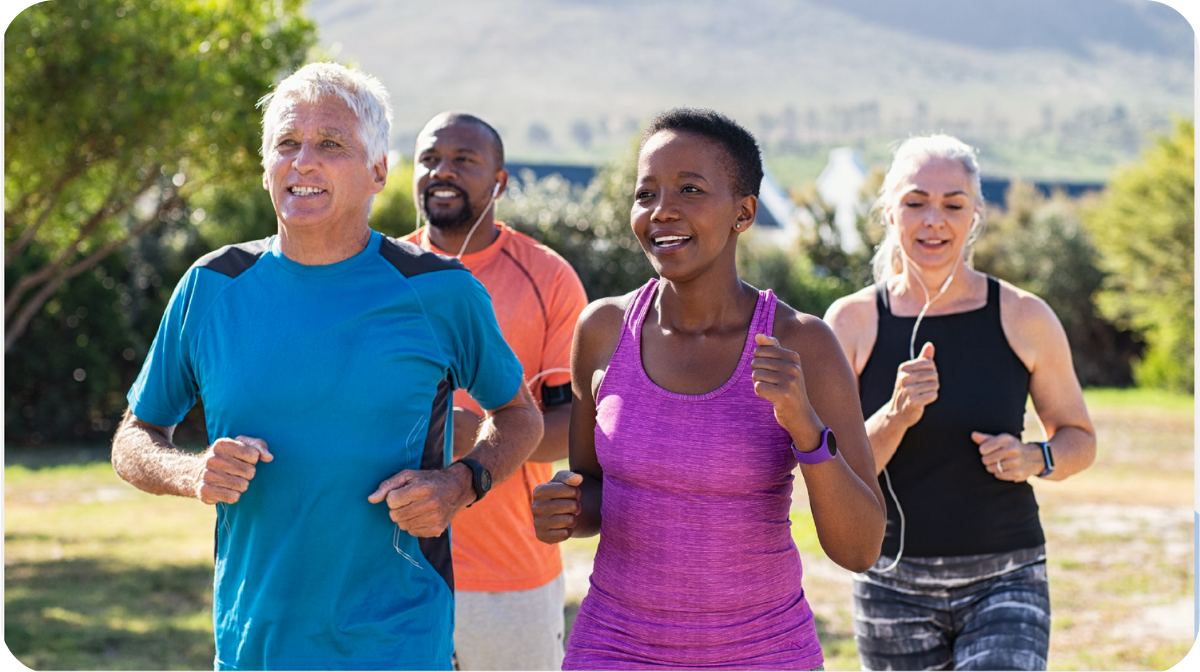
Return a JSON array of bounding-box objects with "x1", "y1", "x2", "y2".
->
[{"x1": 563, "y1": 279, "x2": 823, "y2": 671}]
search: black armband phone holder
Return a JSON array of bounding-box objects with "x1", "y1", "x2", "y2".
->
[{"x1": 541, "y1": 382, "x2": 571, "y2": 407}]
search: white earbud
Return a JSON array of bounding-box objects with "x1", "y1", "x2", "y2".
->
[{"x1": 492, "y1": 183, "x2": 501, "y2": 198}]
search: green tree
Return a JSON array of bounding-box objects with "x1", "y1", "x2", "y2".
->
[
  {"x1": 4, "y1": 0, "x2": 315, "y2": 349},
  {"x1": 5, "y1": 0, "x2": 315, "y2": 443},
  {"x1": 1083, "y1": 119, "x2": 1194, "y2": 392}
]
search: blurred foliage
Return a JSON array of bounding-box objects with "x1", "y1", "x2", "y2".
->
[
  {"x1": 4, "y1": 0, "x2": 314, "y2": 347},
  {"x1": 368, "y1": 158, "x2": 418, "y2": 238},
  {"x1": 974, "y1": 183, "x2": 1140, "y2": 387},
  {"x1": 498, "y1": 139, "x2": 652, "y2": 300},
  {"x1": 1082, "y1": 119, "x2": 1194, "y2": 393},
  {"x1": 738, "y1": 175, "x2": 881, "y2": 317},
  {"x1": 5, "y1": 0, "x2": 316, "y2": 444}
]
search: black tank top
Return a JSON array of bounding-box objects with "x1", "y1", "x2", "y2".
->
[{"x1": 859, "y1": 276, "x2": 1044, "y2": 557}]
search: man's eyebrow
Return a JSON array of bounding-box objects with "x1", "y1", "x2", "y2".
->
[
  {"x1": 274, "y1": 126, "x2": 354, "y2": 143},
  {"x1": 317, "y1": 127, "x2": 354, "y2": 143}
]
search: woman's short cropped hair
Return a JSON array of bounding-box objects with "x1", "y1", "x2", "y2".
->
[
  {"x1": 871, "y1": 134, "x2": 984, "y2": 283},
  {"x1": 258, "y1": 62, "x2": 392, "y2": 169},
  {"x1": 641, "y1": 108, "x2": 763, "y2": 199}
]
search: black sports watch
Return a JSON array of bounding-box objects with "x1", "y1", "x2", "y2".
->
[{"x1": 457, "y1": 458, "x2": 492, "y2": 506}]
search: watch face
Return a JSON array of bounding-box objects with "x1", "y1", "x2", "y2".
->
[
  {"x1": 480, "y1": 469, "x2": 492, "y2": 492},
  {"x1": 826, "y1": 429, "x2": 838, "y2": 456}
]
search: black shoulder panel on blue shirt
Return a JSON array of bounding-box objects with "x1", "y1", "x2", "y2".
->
[
  {"x1": 194, "y1": 238, "x2": 271, "y2": 279},
  {"x1": 378, "y1": 236, "x2": 466, "y2": 278}
]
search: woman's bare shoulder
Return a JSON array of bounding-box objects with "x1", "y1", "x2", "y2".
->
[
  {"x1": 574, "y1": 289, "x2": 639, "y2": 362},
  {"x1": 996, "y1": 278, "x2": 1061, "y2": 333},
  {"x1": 996, "y1": 277, "x2": 1067, "y2": 370},
  {"x1": 578, "y1": 291, "x2": 635, "y2": 331},
  {"x1": 772, "y1": 299, "x2": 847, "y2": 358},
  {"x1": 824, "y1": 286, "x2": 878, "y2": 334}
]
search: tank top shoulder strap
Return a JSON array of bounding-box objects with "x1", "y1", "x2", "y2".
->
[
  {"x1": 985, "y1": 275, "x2": 1001, "y2": 318},
  {"x1": 752, "y1": 289, "x2": 778, "y2": 338},
  {"x1": 875, "y1": 282, "x2": 892, "y2": 317},
  {"x1": 623, "y1": 278, "x2": 659, "y2": 337}
]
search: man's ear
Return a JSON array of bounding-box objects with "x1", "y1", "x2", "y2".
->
[
  {"x1": 492, "y1": 168, "x2": 509, "y2": 200},
  {"x1": 370, "y1": 156, "x2": 388, "y2": 194}
]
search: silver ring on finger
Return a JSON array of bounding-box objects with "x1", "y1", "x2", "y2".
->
[{"x1": 997, "y1": 460, "x2": 1004, "y2": 474}]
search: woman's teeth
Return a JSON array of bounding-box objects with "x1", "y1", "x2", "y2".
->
[{"x1": 653, "y1": 235, "x2": 691, "y2": 248}]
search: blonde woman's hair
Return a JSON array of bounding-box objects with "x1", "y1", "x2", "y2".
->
[
  {"x1": 870, "y1": 135, "x2": 984, "y2": 284},
  {"x1": 257, "y1": 62, "x2": 393, "y2": 169}
]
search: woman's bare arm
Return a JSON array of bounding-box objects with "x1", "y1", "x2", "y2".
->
[
  {"x1": 763, "y1": 307, "x2": 887, "y2": 572},
  {"x1": 532, "y1": 295, "x2": 628, "y2": 542},
  {"x1": 976, "y1": 284, "x2": 1096, "y2": 481}
]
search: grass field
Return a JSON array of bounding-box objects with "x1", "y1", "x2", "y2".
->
[{"x1": 4, "y1": 388, "x2": 1194, "y2": 670}]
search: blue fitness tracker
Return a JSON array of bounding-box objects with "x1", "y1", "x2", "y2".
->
[{"x1": 1037, "y1": 441, "x2": 1055, "y2": 478}]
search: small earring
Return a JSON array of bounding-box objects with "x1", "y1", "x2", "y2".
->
[{"x1": 734, "y1": 223, "x2": 741, "y2": 230}]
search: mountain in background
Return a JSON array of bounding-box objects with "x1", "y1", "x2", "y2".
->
[{"x1": 306, "y1": 0, "x2": 1193, "y2": 184}]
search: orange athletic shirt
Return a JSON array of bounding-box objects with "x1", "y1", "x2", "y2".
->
[{"x1": 402, "y1": 223, "x2": 588, "y2": 592}]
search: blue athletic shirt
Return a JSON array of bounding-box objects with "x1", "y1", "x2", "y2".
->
[{"x1": 127, "y1": 230, "x2": 523, "y2": 671}]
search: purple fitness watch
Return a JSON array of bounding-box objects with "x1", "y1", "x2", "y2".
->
[{"x1": 792, "y1": 427, "x2": 838, "y2": 465}]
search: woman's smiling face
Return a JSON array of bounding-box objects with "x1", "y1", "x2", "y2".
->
[
  {"x1": 884, "y1": 155, "x2": 980, "y2": 273},
  {"x1": 631, "y1": 130, "x2": 755, "y2": 281}
]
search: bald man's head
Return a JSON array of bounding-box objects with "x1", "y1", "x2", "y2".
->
[{"x1": 417, "y1": 112, "x2": 504, "y2": 170}]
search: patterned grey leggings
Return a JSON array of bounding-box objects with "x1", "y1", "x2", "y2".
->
[{"x1": 852, "y1": 546, "x2": 1050, "y2": 671}]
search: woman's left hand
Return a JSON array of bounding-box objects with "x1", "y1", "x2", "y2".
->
[
  {"x1": 972, "y1": 431, "x2": 1043, "y2": 481},
  {"x1": 752, "y1": 334, "x2": 824, "y2": 450}
]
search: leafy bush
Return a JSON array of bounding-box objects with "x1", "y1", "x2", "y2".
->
[
  {"x1": 369, "y1": 159, "x2": 418, "y2": 239},
  {"x1": 498, "y1": 141, "x2": 652, "y2": 300},
  {"x1": 1082, "y1": 119, "x2": 1194, "y2": 393}
]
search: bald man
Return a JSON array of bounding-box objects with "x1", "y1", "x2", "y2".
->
[{"x1": 404, "y1": 112, "x2": 587, "y2": 670}]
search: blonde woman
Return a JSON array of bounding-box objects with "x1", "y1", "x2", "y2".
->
[{"x1": 824, "y1": 135, "x2": 1095, "y2": 671}]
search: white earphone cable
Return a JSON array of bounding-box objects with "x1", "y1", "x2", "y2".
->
[
  {"x1": 418, "y1": 183, "x2": 501, "y2": 259},
  {"x1": 872, "y1": 213, "x2": 975, "y2": 574}
]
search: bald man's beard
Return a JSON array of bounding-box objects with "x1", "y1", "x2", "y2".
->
[{"x1": 420, "y1": 184, "x2": 476, "y2": 231}]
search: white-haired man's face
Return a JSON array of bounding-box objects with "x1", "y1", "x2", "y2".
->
[{"x1": 262, "y1": 96, "x2": 386, "y2": 234}]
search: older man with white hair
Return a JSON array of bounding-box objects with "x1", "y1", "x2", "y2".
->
[{"x1": 110, "y1": 62, "x2": 543, "y2": 670}]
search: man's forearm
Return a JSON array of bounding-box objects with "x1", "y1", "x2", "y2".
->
[
  {"x1": 111, "y1": 409, "x2": 202, "y2": 499},
  {"x1": 466, "y1": 394, "x2": 544, "y2": 485}
]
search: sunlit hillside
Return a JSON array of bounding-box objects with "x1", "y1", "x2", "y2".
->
[{"x1": 306, "y1": 0, "x2": 1193, "y2": 183}]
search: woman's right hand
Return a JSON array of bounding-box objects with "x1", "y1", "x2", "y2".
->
[
  {"x1": 532, "y1": 470, "x2": 584, "y2": 544},
  {"x1": 889, "y1": 342, "x2": 939, "y2": 428}
]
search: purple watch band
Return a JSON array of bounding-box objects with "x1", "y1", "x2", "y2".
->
[{"x1": 792, "y1": 427, "x2": 838, "y2": 465}]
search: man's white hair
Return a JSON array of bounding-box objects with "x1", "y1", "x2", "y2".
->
[
  {"x1": 871, "y1": 134, "x2": 984, "y2": 283},
  {"x1": 257, "y1": 62, "x2": 392, "y2": 169}
]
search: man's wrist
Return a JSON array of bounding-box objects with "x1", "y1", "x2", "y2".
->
[{"x1": 449, "y1": 460, "x2": 475, "y2": 505}]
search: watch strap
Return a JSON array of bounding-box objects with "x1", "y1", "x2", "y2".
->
[
  {"x1": 1037, "y1": 441, "x2": 1055, "y2": 478},
  {"x1": 792, "y1": 427, "x2": 838, "y2": 465},
  {"x1": 458, "y1": 458, "x2": 491, "y2": 506}
]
